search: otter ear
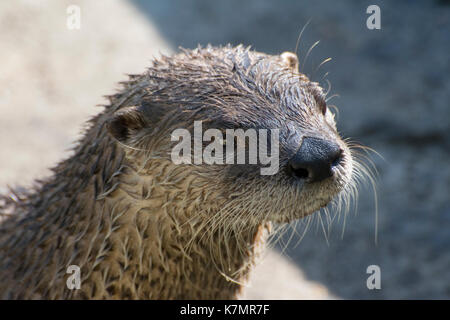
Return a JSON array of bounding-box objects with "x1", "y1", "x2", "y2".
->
[
  {"x1": 106, "y1": 106, "x2": 147, "y2": 144},
  {"x1": 280, "y1": 51, "x2": 299, "y2": 72}
]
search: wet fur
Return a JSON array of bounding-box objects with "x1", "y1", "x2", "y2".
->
[{"x1": 0, "y1": 45, "x2": 364, "y2": 299}]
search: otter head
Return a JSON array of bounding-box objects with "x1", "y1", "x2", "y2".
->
[{"x1": 106, "y1": 45, "x2": 354, "y2": 226}]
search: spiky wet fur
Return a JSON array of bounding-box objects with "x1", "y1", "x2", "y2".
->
[{"x1": 0, "y1": 45, "x2": 365, "y2": 299}]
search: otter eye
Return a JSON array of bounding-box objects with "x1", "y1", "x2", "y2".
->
[
  {"x1": 313, "y1": 90, "x2": 327, "y2": 115},
  {"x1": 320, "y1": 102, "x2": 327, "y2": 115}
]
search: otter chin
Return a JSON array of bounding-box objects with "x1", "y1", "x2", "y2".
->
[{"x1": 0, "y1": 45, "x2": 359, "y2": 299}]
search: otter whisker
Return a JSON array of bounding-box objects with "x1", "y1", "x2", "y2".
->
[
  {"x1": 313, "y1": 57, "x2": 332, "y2": 80},
  {"x1": 325, "y1": 93, "x2": 340, "y2": 103},
  {"x1": 294, "y1": 18, "x2": 313, "y2": 61}
]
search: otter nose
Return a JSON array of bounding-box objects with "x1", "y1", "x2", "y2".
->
[{"x1": 288, "y1": 137, "x2": 342, "y2": 183}]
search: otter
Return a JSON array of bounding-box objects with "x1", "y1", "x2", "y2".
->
[{"x1": 0, "y1": 45, "x2": 358, "y2": 299}]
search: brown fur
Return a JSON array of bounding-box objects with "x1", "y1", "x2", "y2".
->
[{"x1": 0, "y1": 45, "x2": 355, "y2": 299}]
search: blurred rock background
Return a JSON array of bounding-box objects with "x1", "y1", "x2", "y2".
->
[{"x1": 0, "y1": 0, "x2": 449, "y2": 299}]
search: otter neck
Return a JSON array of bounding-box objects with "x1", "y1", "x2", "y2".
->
[
  {"x1": 86, "y1": 152, "x2": 271, "y2": 299},
  {"x1": 2, "y1": 113, "x2": 270, "y2": 299}
]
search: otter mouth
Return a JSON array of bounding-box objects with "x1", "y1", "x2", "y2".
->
[
  {"x1": 218, "y1": 146, "x2": 352, "y2": 225},
  {"x1": 294, "y1": 190, "x2": 339, "y2": 220},
  {"x1": 266, "y1": 156, "x2": 351, "y2": 224}
]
